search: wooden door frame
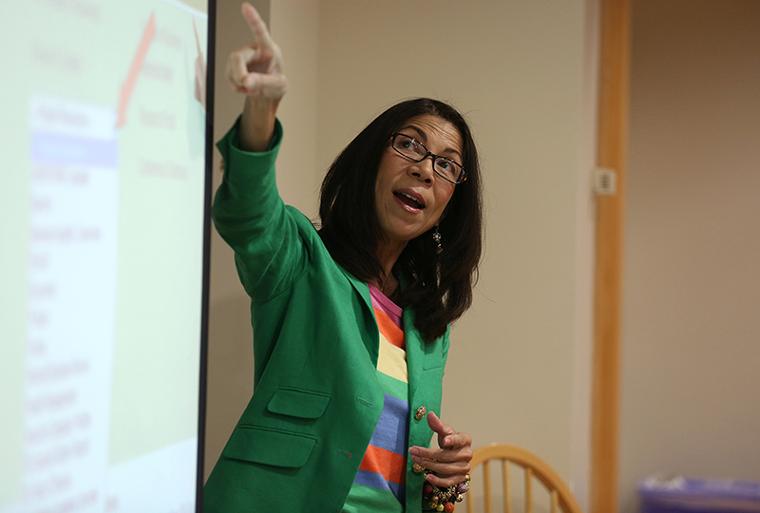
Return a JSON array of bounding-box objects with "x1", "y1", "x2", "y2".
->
[{"x1": 590, "y1": 0, "x2": 631, "y2": 512}]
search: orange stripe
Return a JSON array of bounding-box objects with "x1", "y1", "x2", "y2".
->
[
  {"x1": 374, "y1": 308, "x2": 404, "y2": 348},
  {"x1": 359, "y1": 445, "x2": 406, "y2": 485}
]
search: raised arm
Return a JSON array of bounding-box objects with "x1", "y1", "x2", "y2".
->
[{"x1": 214, "y1": 3, "x2": 306, "y2": 304}]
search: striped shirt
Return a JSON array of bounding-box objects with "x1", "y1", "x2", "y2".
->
[{"x1": 341, "y1": 285, "x2": 409, "y2": 512}]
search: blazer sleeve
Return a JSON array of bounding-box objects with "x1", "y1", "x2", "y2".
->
[{"x1": 212, "y1": 118, "x2": 307, "y2": 303}]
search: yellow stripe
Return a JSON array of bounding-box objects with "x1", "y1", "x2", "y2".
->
[{"x1": 377, "y1": 333, "x2": 407, "y2": 383}]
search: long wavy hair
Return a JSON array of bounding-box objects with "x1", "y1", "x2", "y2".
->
[{"x1": 318, "y1": 98, "x2": 483, "y2": 342}]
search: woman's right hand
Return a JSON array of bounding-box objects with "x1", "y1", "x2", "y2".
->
[{"x1": 226, "y1": 2, "x2": 287, "y2": 150}]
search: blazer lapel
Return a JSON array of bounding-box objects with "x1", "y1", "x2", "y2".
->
[
  {"x1": 404, "y1": 308, "x2": 424, "y2": 398},
  {"x1": 336, "y1": 264, "x2": 379, "y2": 365}
]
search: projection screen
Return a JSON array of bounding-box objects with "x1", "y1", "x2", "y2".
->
[{"x1": 0, "y1": 0, "x2": 214, "y2": 511}]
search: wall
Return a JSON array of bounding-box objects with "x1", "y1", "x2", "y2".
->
[
  {"x1": 619, "y1": 1, "x2": 760, "y2": 510},
  {"x1": 206, "y1": 2, "x2": 598, "y2": 509}
]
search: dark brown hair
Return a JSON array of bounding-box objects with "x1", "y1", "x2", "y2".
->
[{"x1": 318, "y1": 98, "x2": 483, "y2": 341}]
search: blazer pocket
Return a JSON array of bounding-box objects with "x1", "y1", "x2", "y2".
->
[
  {"x1": 266, "y1": 387, "x2": 331, "y2": 419},
  {"x1": 223, "y1": 425, "x2": 317, "y2": 468}
]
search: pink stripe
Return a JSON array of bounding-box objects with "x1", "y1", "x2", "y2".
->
[{"x1": 369, "y1": 285, "x2": 402, "y2": 326}]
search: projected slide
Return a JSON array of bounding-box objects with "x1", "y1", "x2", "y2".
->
[{"x1": 0, "y1": 1, "x2": 209, "y2": 512}]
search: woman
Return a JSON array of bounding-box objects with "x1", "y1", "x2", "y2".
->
[{"x1": 204, "y1": 4, "x2": 482, "y2": 512}]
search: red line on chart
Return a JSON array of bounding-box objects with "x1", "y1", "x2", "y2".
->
[{"x1": 116, "y1": 12, "x2": 156, "y2": 128}]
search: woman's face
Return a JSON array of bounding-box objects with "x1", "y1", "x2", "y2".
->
[{"x1": 374, "y1": 114, "x2": 462, "y2": 247}]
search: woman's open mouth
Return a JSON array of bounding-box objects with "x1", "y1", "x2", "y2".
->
[{"x1": 393, "y1": 190, "x2": 426, "y2": 213}]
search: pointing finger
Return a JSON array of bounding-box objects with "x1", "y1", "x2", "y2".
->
[{"x1": 241, "y1": 2, "x2": 274, "y2": 50}]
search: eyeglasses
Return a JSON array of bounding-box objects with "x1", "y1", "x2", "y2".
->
[{"x1": 389, "y1": 132, "x2": 467, "y2": 184}]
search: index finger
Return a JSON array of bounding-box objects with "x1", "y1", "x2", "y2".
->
[{"x1": 241, "y1": 2, "x2": 274, "y2": 49}]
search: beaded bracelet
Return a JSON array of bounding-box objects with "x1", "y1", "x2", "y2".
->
[{"x1": 422, "y1": 473, "x2": 471, "y2": 512}]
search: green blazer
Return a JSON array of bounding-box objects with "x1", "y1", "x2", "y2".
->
[{"x1": 203, "y1": 120, "x2": 450, "y2": 513}]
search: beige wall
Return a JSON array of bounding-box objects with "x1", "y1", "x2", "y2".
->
[
  {"x1": 206, "y1": 2, "x2": 599, "y2": 509},
  {"x1": 619, "y1": 1, "x2": 760, "y2": 511}
]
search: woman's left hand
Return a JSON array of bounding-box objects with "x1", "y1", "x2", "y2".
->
[{"x1": 409, "y1": 412, "x2": 472, "y2": 487}]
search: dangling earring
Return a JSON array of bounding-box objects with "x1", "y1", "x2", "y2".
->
[{"x1": 432, "y1": 226, "x2": 443, "y2": 255}]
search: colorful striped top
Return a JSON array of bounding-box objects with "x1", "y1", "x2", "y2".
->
[{"x1": 341, "y1": 285, "x2": 409, "y2": 512}]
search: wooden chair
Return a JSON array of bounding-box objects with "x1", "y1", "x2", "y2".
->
[{"x1": 464, "y1": 444, "x2": 584, "y2": 513}]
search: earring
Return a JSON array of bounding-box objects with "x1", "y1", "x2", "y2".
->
[{"x1": 432, "y1": 226, "x2": 443, "y2": 255}]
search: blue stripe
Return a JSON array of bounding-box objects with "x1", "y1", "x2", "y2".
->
[
  {"x1": 367, "y1": 394, "x2": 409, "y2": 454},
  {"x1": 354, "y1": 470, "x2": 405, "y2": 499}
]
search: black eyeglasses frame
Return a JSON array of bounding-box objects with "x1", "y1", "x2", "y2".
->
[{"x1": 389, "y1": 132, "x2": 467, "y2": 185}]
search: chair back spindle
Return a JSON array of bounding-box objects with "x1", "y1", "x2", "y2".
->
[
  {"x1": 483, "y1": 460, "x2": 492, "y2": 513},
  {"x1": 551, "y1": 490, "x2": 559, "y2": 513},
  {"x1": 502, "y1": 459, "x2": 511, "y2": 513},
  {"x1": 525, "y1": 467, "x2": 534, "y2": 513}
]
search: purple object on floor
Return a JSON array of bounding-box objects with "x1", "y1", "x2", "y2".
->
[{"x1": 639, "y1": 476, "x2": 760, "y2": 513}]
